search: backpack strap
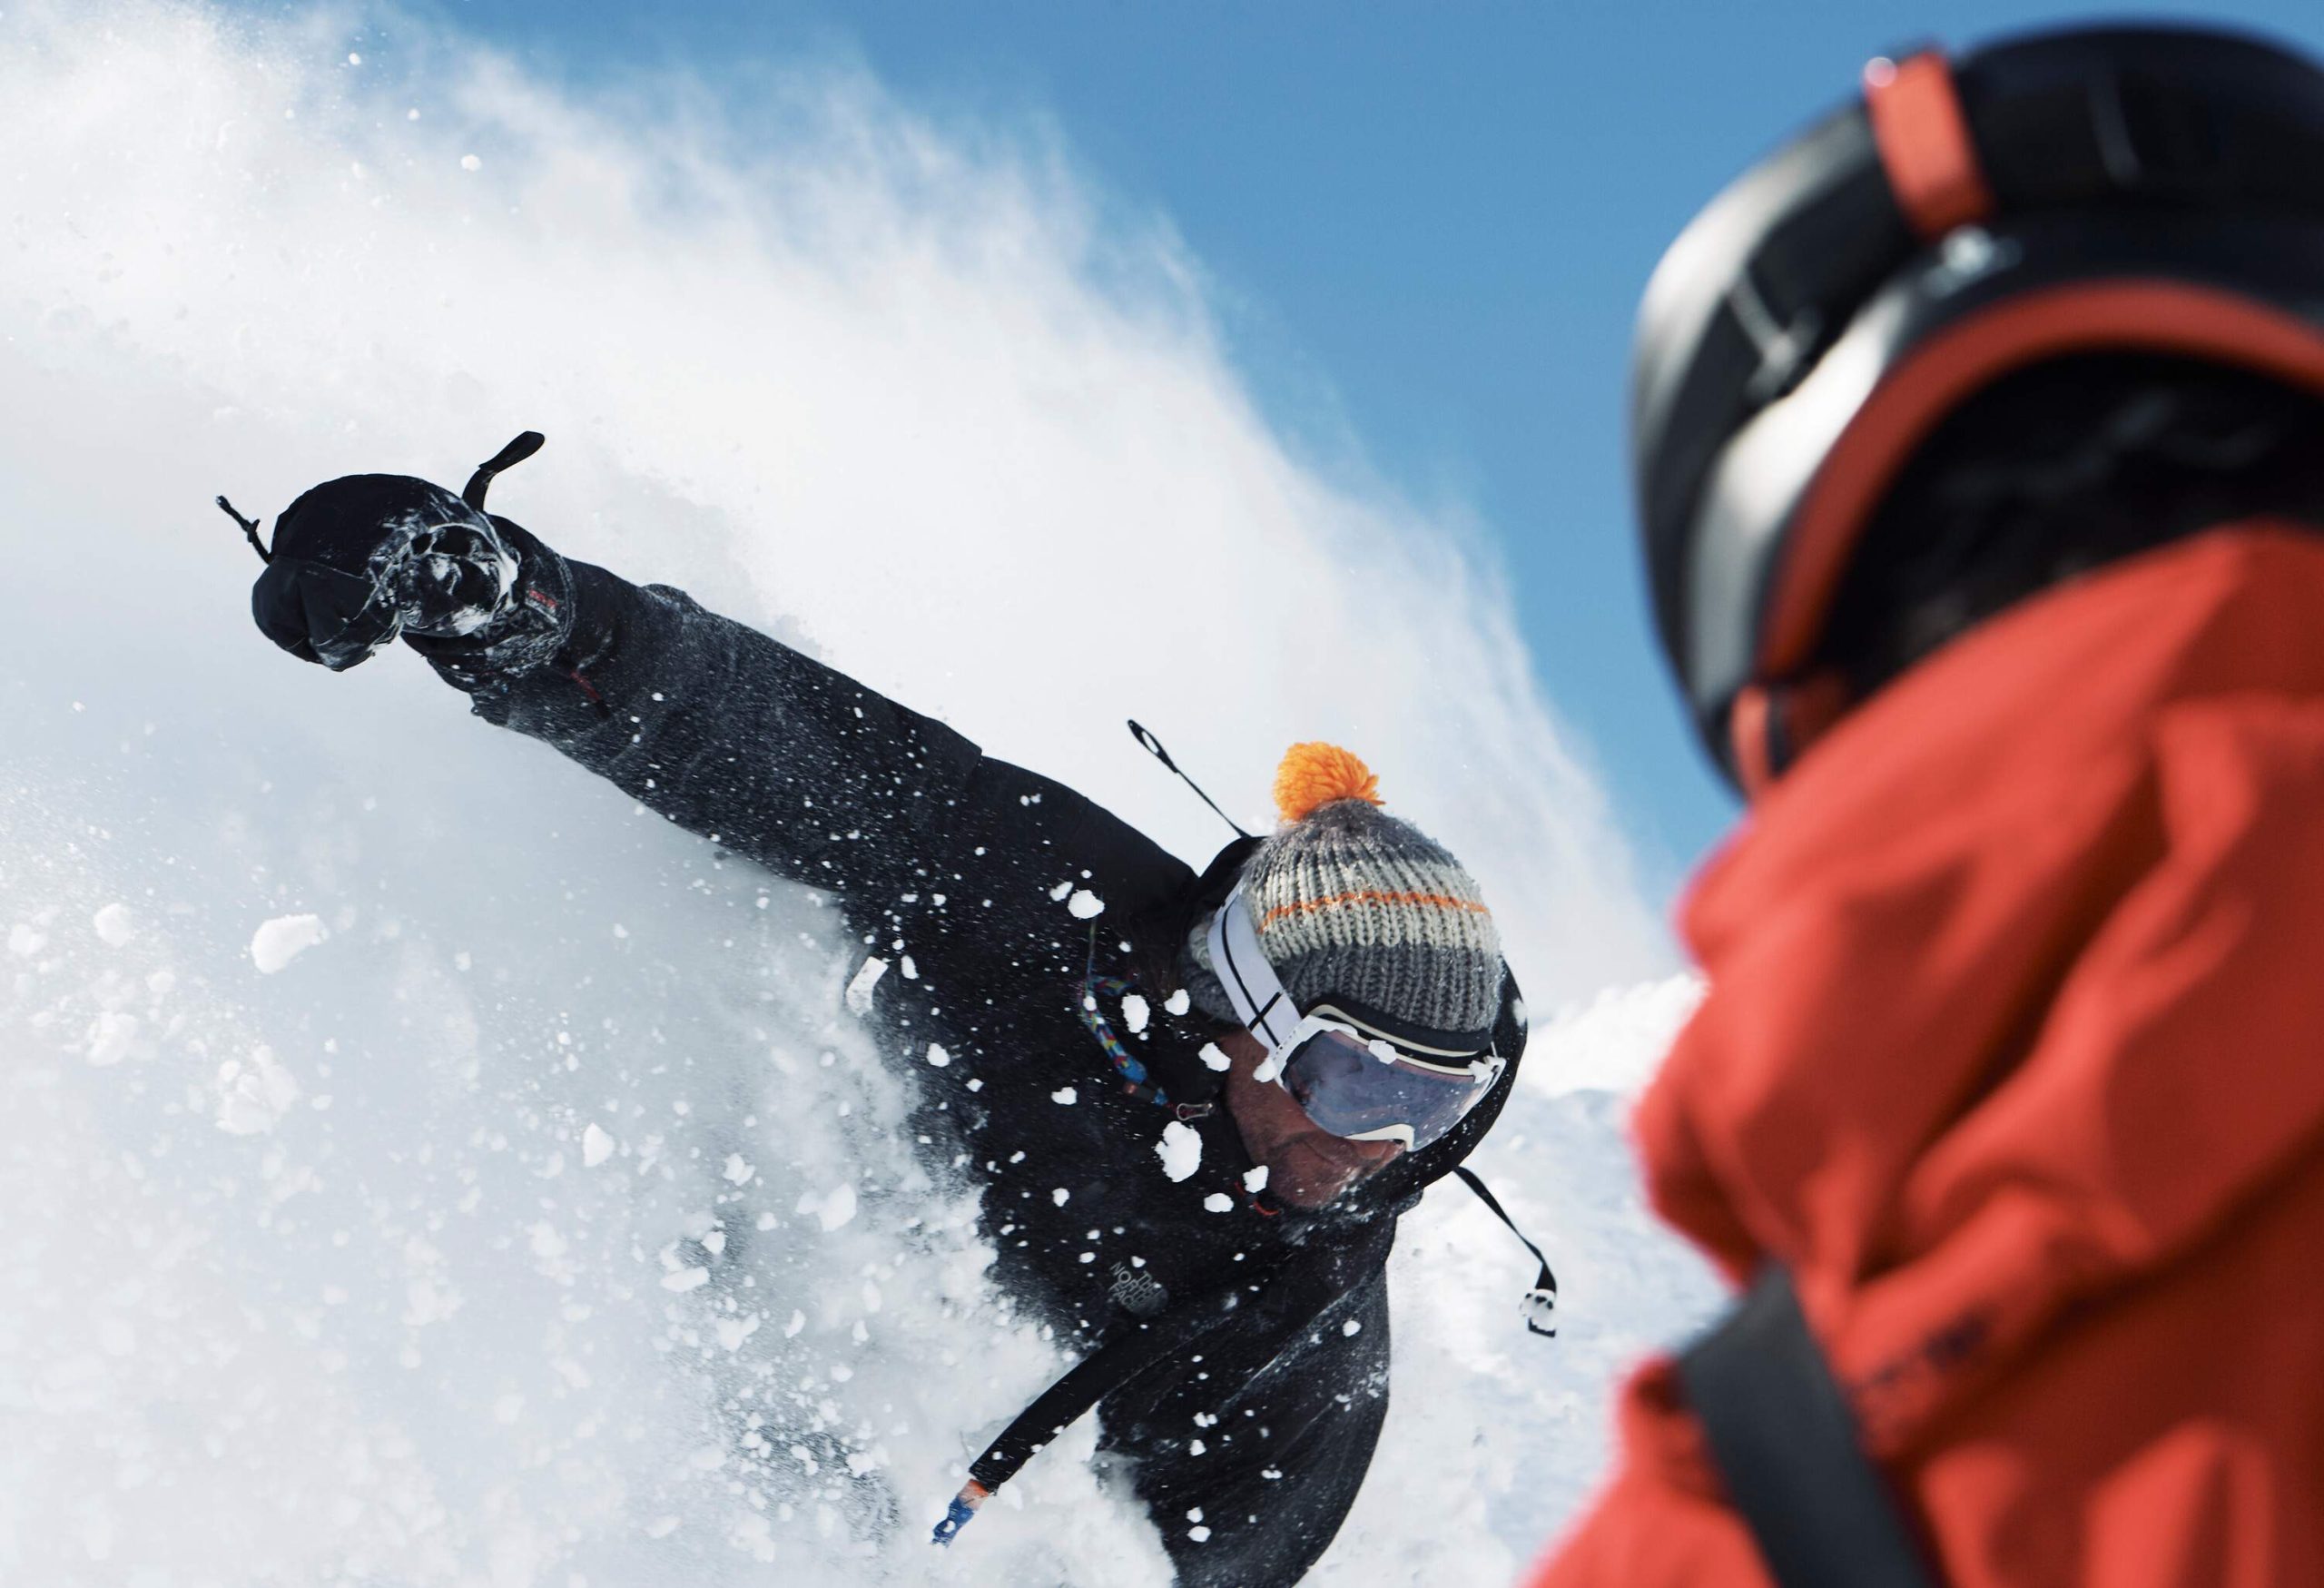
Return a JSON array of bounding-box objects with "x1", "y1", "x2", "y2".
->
[{"x1": 1677, "y1": 1264, "x2": 1942, "y2": 1588}]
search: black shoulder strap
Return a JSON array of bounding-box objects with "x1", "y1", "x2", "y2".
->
[{"x1": 1677, "y1": 1265, "x2": 1942, "y2": 1588}]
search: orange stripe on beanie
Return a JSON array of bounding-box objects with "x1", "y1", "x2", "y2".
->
[{"x1": 1273, "y1": 742, "x2": 1383, "y2": 824}]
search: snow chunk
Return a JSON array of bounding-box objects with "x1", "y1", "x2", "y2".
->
[
  {"x1": 925, "y1": 1042, "x2": 950, "y2": 1069},
  {"x1": 1189, "y1": 1524, "x2": 1213, "y2": 1543},
  {"x1": 1048, "y1": 881, "x2": 1074, "y2": 902},
  {"x1": 1156, "y1": 1120, "x2": 1203, "y2": 1182},
  {"x1": 92, "y1": 903, "x2": 136, "y2": 946},
  {"x1": 582, "y1": 1123, "x2": 615, "y2": 1167},
  {"x1": 661, "y1": 1267, "x2": 709, "y2": 1293},
  {"x1": 214, "y1": 1046, "x2": 300, "y2": 1134},
  {"x1": 1243, "y1": 1165, "x2": 1269, "y2": 1194},
  {"x1": 1050, "y1": 1086, "x2": 1078, "y2": 1105},
  {"x1": 1121, "y1": 992, "x2": 1150, "y2": 1034},
  {"x1": 8, "y1": 923, "x2": 47, "y2": 957},
  {"x1": 798, "y1": 1184, "x2": 858, "y2": 1231},
  {"x1": 843, "y1": 954, "x2": 889, "y2": 1014},
  {"x1": 1198, "y1": 1042, "x2": 1233, "y2": 1073},
  {"x1": 1165, "y1": 988, "x2": 1192, "y2": 1016},
  {"x1": 722, "y1": 1152, "x2": 755, "y2": 1185},
  {"x1": 85, "y1": 1011, "x2": 140, "y2": 1067},
  {"x1": 1202, "y1": 1192, "x2": 1234, "y2": 1214},
  {"x1": 1051, "y1": 1188, "x2": 1070, "y2": 1207},
  {"x1": 1066, "y1": 888, "x2": 1105, "y2": 920},
  {"x1": 1342, "y1": 1318, "x2": 1363, "y2": 1336},
  {"x1": 250, "y1": 912, "x2": 327, "y2": 973}
]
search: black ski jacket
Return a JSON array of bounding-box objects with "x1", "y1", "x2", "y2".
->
[{"x1": 420, "y1": 553, "x2": 1528, "y2": 1586}]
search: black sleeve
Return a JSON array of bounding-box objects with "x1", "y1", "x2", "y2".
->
[{"x1": 421, "y1": 557, "x2": 1193, "y2": 936}]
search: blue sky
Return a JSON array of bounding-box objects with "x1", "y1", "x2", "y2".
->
[{"x1": 357, "y1": 0, "x2": 2324, "y2": 888}]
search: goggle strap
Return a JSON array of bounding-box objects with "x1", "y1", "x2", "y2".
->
[
  {"x1": 1206, "y1": 891, "x2": 1304, "y2": 1055},
  {"x1": 1452, "y1": 1166, "x2": 1559, "y2": 1340}
]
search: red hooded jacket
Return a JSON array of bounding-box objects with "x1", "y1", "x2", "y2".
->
[{"x1": 1533, "y1": 525, "x2": 2324, "y2": 1588}]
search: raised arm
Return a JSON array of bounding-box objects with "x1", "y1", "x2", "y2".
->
[{"x1": 247, "y1": 469, "x2": 1193, "y2": 935}]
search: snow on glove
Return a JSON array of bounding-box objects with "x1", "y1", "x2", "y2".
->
[{"x1": 251, "y1": 474, "x2": 574, "y2": 676}]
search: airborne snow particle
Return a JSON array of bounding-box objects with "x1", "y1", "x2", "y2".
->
[
  {"x1": 1202, "y1": 1193, "x2": 1234, "y2": 1213},
  {"x1": 1165, "y1": 988, "x2": 1192, "y2": 1016},
  {"x1": 1243, "y1": 1165, "x2": 1269, "y2": 1193},
  {"x1": 1198, "y1": 1042, "x2": 1233, "y2": 1072},
  {"x1": 581, "y1": 1123, "x2": 615, "y2": 1167},
  {"x1": 1189, "y1": 1524, "x2": 1213, "y2": 1543},
  {"x1": 1050, "y1": 1086, "x2": 1078, "y2": 1105},
  {"x1": 722, "y1": 1152, "x2": 755, "y2": 1185},
  {"x1": 214, "y1": 1047, "x2": 300, "y2": 1134},
  {"x1": 459, "y1": 153, "x2": 481, "y2": 171},
  {"x1": 1121, "y1": 992, "x2": 1150, "y2": 1033},
  {"x1": 925, "y1": 1042, "x2": 950, "y2": 1069},
  {"x1": 92, "y1": 902, "x2": 136, "y2": 946},
  {"x1": 249, "y1": 912, "x2": 327, "y2": 973},
  {"x1": 1067, "y1": 888, "x2": 1105, "y2": 919},
  {"x1": 810, "y1": 1184, "x2": 857, "y2": 1231},
  {"x1": 85, "y1": 1010, "x2": 140, "y2": 1067},
  {"x1": 1156, "y1": 1121, "x2": 1202, "y2": 1182},
  {"x1": 844, "y1": 955, "x2": 889, "y2": 1013},
  {"x1": 1051, "y1": 1188, "x2": 1070, "y2": 1207},
  {"x1": 661, "y1": 1267, "x2": 710, "y2": 1293},
  {"x1": 1342, "y1": 1318, "x2": 1363, "y2": 1336}
]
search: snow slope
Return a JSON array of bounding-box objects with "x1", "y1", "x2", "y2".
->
[{"x1": 0, "y1": 3, "x2": 1721, "y2": 1582}]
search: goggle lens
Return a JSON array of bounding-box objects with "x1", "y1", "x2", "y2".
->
[{"x1": 1278, "y1": 1027, "x2": 1495, "y2": 1150}]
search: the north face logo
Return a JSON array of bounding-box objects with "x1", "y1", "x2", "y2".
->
[{"x1": 1108, "y1": 1260, "x2": 1168, "y2": 1318}]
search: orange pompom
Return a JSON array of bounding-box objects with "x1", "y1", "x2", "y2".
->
[{"x1": 1273, "y1": 742, "x2": 1383, "y2": 824}]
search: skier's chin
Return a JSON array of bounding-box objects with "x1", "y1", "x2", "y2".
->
[{"x1": 1269, "y1": 1135, "x2": 1397, "y2": 1208}]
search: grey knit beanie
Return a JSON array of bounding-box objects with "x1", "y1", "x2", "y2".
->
[{"x1": 1181, "y1": 743, "x2": 1503, "y2": 1042}]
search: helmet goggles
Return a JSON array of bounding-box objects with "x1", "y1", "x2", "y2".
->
[{"x1": 1205, "y1": 890, "x2": 1503, "y2": 1151}]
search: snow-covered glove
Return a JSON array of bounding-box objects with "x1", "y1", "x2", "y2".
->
[{"x1": 251, "y1": 474, "x2": 575, "y2": 674}]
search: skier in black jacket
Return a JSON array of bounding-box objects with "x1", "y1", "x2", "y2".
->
[{"x1": 240, "y1": 456, "x2": 1534, "y2": 1586}]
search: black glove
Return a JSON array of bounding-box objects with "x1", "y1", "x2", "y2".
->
[{"x1": 251, "y1": 475, "x2": 574, "y2": 674}]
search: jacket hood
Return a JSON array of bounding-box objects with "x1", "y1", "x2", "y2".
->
[{"x1": 1639, "y1": 519, "x2": 2324, "y2": 1455}]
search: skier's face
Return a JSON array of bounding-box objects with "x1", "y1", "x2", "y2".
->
[{"x1": 1216, "y1": 1027, "x2": 1404, "y2": 1208}]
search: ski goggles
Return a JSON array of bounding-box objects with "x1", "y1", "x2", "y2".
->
[{"x1": 1204, "y1": 889, "x2": 1503, "y2": 1151}]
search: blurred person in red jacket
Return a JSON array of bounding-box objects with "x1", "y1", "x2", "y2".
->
[{"x1": 1533, "y1": 23, "x2": 2324, "y2": 1588}]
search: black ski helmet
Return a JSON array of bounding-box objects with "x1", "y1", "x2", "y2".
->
[{"x1": 1632, "y1": 24, "x2": 2324, "y2": 796}]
